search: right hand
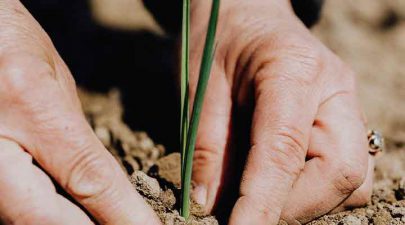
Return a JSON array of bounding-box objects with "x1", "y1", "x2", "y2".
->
[
  {"x1": 189, "y1": 0, "x2": 372, "y2": 224},
  {"x1": 0, "y1": 1, "x2": 160, "y2": 224}
]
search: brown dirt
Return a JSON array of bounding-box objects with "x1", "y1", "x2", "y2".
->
[
  {"x1": 79, "y1": 90, "x2": 218, "y2": 225},
  {"x1": 78, "y1": 0, "x2": 404, "y2": 224},
  {"x1": 78, "y1": 86, "x2": 404, "y2": 225},
  {"x1": 307, "y1": 0, "x2": 405, "y2": 224}
]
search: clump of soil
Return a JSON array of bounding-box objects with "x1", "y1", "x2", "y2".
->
[
  {"x1": 79, "y1": 89, "x2": 164, "y2": 173},
  {"x1": 308, "y1": 0, "x2": 405, "y2": 224},
  {"x1": 78, "y1": 1, "x2": 405, "y2": 224},
  {"x1": 79, "y1": 89, "x2": 218, "y2": 225},
  {"x1": 130, "y1": 156, "x2": 217, "y2": 225},
  {"x1": 79, "y1": 88, "x2": 404, "y2": 225}
]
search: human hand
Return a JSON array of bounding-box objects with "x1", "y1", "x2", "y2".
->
[
  {"x1": 189, "y1": 0, "x2": 373, "y2": 224},
  {"x1": 0, "y1": 1, "x2": 160, "y2": 224}
]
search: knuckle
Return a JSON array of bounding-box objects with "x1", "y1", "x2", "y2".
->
[
  {"x1": 283, "y1": 42, "x2": 323, "y2": 69},
  {"x1": 254, "y1": 45, "x2": 322, "y2": 90},
  {"x1": 66, "y1": 148, "x2": 116, "y2": 201},
  {"x1": 276, "y1": 37, "x2": 323, "y2": 82},
  {"x1": 270, "y1": 138, "x2": 305, "y2": 178},
  {"x1": 193, "y1": 145, "x2": 222, "y2": 168},
  {"x1": 332, "y1": 161, "x2": 367, "y2": 196},
  {"x1": 256, "y1": 127, "x2": 306, "y2": 178},
  {"x1": 0, "y1": 54, "x2": 55, "y2": 99}
]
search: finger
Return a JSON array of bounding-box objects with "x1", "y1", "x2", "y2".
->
[
  {"x1": 331, "y1": 154, "x2": 374, "y2": 213},
  {"x1": 31, "y1": 124, "x2": 159, "y2": 225},
  {"x1": 280, "y1": 94, "x2": 369, "y2": 224},
  {"x1": 229, "y1": 61, "x2": 320, "y2": 225},
  {"x1": 189, "y1": 63, "x2": 233, "y2": 211},
  {"x1": 0, "y1": 55, "x2": 160, "y2": 224},
  {"x1": 0, "y1": 138, "x2": 92, "y2": 225}
]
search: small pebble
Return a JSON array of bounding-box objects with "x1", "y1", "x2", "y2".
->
[
  {"x1": 155, "y1": 153, "x2": 181, "y2": 188},
  {"x1": 130, "y1": 171, "x2": 161, "y2": 199},
  {"x1": 340, "y1": 215, "x2": 362, "y2": 225},
  {"x1": 366, "y1": 209, "x2": 375, "y2": 217},
  {"x1": 389, "y1": 205, "x2": 405, "y2": 217},
  {"x1": 373, "y1": 210, "x2": 393, "y2": 225},
  {"x1": 160, "y1": 189, "x2": 176, "y2": 209},
  {"x1": 277, "y1": 220, "x2": 288, "y2": 225}
]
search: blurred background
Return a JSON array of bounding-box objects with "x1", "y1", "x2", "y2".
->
[
  {"x1": 20, "y1": 0, "x2": 405, "y2": 152},
  {"x1": 21, "y1": 0, "x2": 181, "y2": 150},
  {"x1": 313, "y1": 0, "x2": 405, "y2": 147},
  {"x1": 15, "y1": 1, "x2": 405, "y2": 223}
]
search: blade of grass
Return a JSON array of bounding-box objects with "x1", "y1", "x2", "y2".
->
[
  {"x1": 180, "y1": 0, "x2": 190, "y2": 175},
  {"x1": 180, "y1": 0, "x2": 221, "y2": 219}
]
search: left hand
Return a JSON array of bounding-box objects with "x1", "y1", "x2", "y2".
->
[
  {"x1": 0, "y1": 1, "x2": 161, "y2": 224},
  {"x1": 189, "y1": 0, "x2": 374, "y2": 224}
]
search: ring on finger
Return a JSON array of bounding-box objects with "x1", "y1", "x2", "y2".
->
[{"x1": 367, "y1": 130, "x2": 384, "y2": 155}]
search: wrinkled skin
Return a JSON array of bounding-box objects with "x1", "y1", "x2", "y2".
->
[
  {"x1": 190, "y1": 0, "x2": 373, "y2": 224},
  {"x1": 0, "y1": 0, "x2": 372, "y2": 224},
  {"x1": 0, "y1": 1, "x2": 160, "y2": 224}
]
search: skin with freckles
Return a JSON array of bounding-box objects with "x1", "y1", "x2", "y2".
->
[{"x1": 190, "y1": 0, "x2": 373, "y2": 224}]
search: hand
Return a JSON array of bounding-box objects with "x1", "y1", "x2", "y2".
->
[
  {"x1": 189, "y1": 0, "x2": 373, "y2": 224},
  {"x1": 0, "y1": 1, "x2": 160, "y2": 224}
]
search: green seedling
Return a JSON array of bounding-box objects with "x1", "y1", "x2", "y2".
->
[{"x1": 180, "y1": 0, "x2": 221, "y2": 219}]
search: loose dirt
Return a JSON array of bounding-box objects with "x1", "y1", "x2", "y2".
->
[
  {"x1": 78, "y1": 0, "x2": 404, "y2": 224},
  {"x1": 308, "y1": 0, "x2": 405, "y2": 224},
  {"x1": 79, "y1": 90, "x2": 218, "y2": 225},
  {"x1": 79, "y1": 85, "x2": 404, "y2": 225}
]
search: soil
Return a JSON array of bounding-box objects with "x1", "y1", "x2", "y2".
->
[
  {"x1": 79, "y1": 90, "x2": 218, "y2": 225},
  {"x1": 308, "y1": 0, "x2": 405, "y2": 224},
  {"x1": 78, "y1": 0, "x2": 404, "y2": 224},
  {"x1": 78, "y1": 86, "x2": 404, "y2": 225}
]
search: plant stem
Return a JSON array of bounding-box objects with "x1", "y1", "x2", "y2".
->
[
  {"x1": 180, "y1": 0, "x2": 190, "y2": 175},
  {"x1": 180, "y1": 0, "x2": 220, "y2": 219}
]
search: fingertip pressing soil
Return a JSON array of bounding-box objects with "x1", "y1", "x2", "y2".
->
[
  {"x1": 79, "y1": 89, "x2": 404, "y2": 225},
  {"x1": 79, "y1": 89, "x2": 218, "y2": 225},
  {"x1": 77, "y1": 1, "x2": 405, "y2": 224},
  {"x1": 80, "y1": 0, "x2": 405, "y2": 225},
  {"x1": 130, "y1": 170, "x2": 217, "y2": 225}
]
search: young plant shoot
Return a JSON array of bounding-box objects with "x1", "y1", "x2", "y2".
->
[{"x1": 180, "y1": 0, "x2": 221, "y2": 219}]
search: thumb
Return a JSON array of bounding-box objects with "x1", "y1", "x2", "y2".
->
[{"x1": 190, "y1": 65, "x2": 232, "y2": 211}]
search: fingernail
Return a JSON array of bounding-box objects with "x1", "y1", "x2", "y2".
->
[{"x1": 193, "y1": 185, "x2": 208, "y2": 206}]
